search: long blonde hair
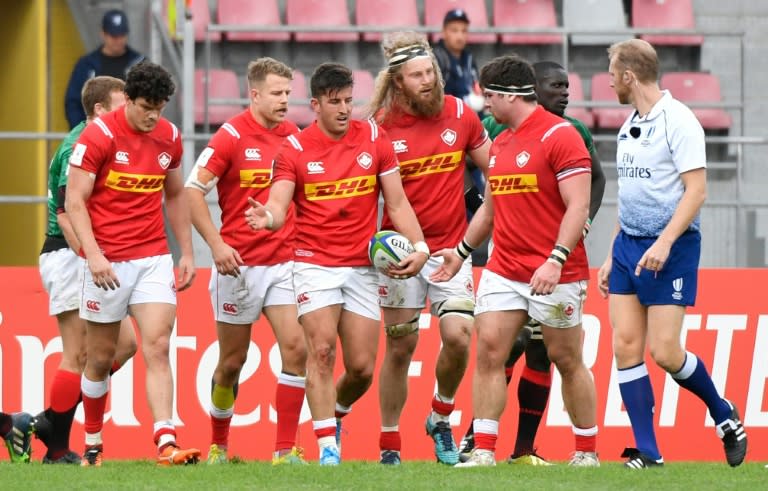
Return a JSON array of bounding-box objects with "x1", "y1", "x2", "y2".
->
[{"x1": 366, "y1": 31, "x2": 445, "y2": 123}]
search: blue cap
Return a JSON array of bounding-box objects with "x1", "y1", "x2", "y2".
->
[
  {"x1": 443, "y1": 8, "x2": 470, "y2": 26},
  {"x1": 102, "y1": 9, "x2": 129, "y2": 36}
]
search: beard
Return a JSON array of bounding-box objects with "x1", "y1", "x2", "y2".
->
[
  {"x1": 614, "y1": 84, "x2": 631, "y2": 105},
  {"x1": 399, "y1": 82, "x2": 444, "y2": 117}
]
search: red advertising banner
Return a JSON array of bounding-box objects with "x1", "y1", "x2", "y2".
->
[{"x1": 0, "y1": 267, "x2": 766, "y2": 462}]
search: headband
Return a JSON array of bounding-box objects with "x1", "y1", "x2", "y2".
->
[
  {"x1": 484, "y1": 83, "x2": 536, "y2": 96},
  {"x1": 388, "y1": 45, "x2": 431, "y2": 68}
]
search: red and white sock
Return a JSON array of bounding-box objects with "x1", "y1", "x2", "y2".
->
[
  {"x1": 274, "y1": 372, "x2": 306, "y2": 452},
  {"x1": 154, "y1": 420, "x2": 177, "y2": 452},
  {"x1": 81, "y1": 374, "x2": 109, "y2": 445}
]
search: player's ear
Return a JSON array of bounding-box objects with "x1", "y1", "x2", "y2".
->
[{"x1": 310, "y1": 97, "x2": 320, "y2": 113}]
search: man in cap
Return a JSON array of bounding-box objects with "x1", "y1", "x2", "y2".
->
[
  {"x1": 64, "y1": 9, "x2": 145, "y2": 128},
  {"x1": 432, "y1": 8, "x2": 481, "y2": 111}
]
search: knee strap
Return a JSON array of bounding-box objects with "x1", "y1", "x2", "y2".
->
[
  {"x1": 385, "y1": 315, "x2": 420, "y2": 338},
  {"x1": 435, "y1": 297, "x2": 475, "y2": 320}
]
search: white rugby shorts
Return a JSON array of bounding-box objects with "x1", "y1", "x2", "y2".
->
[
  {"x1": 378, "y1": 255, "x2": 474, "y2": 316},
  {"x1": 292, "y1": 262, "x2": 380, "y2": 321},
  {"x1": 39, "y1": 247, "x2": 82, "y2": 315},
  {"x1": 475, "y1": 269, "x2": 587, "y2": 328},
  {"x1": 209, "y1": 262, "x2": 294, "y2": 323},
  {"x1": 79, "y1": 254, "x2": 176, "y2": 323}
]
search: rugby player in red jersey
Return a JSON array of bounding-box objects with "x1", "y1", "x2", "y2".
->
[
  {"x1": 245, "y1": 62, "x2": 428, "y2": 465},
  {"x1": 185, "y1": 58, "x2": 307, "y2": 465},
  {"x1": 36, "y1": 76, "x2": 137, "y2": 465},
  {"x1": 366, "y1": 31, "x2": 490, "y2": 466},
  {"x1": 66, "y1": 61, "x2": 199, "y2": 467},
  {"x1": 432, "y1": 55, "x2": 599, "y2": 467}
]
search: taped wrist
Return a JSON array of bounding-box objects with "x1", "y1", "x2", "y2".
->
[
  {"x1": 455, "y1": 239, "x2": 476, "y2": 260},
  {"x1": 548, "y1": 244, "x2": 570, "y2": 266}
]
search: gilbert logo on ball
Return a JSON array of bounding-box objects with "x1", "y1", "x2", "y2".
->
[{"x1": 368, "y1": 230, "x2": 414, "y2": 272}]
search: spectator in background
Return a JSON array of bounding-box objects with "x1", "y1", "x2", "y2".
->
[
  {"x1": 432, "y1": 9, "x2": 483, "y2": 113},
  {"x1": 432, "y1": 8, "x2": 487, "y2": 261},
  {"x1": 64, "y1": 9, "x2": 145, "y2": 128}
]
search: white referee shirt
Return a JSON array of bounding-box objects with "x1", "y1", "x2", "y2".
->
[{"x1": 616, "y1": 90, "x2": 706, "y2": 237}]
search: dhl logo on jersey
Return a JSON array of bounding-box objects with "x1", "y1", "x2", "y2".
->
[
  {"x1": 489, "y1": 174, "x2": 539, "y2": 195},
  {"x1": 105, "y1": 169, "x2": 165, "y2": 193},
  {"x1": 240, "y1": 169, "x2": 271, "y2": 188},
  {"x1": 399, "y1": 151, "x2": 462, "y2": 181},
  {"x1": 304, "y1": 175, "x2": 376, "y2": 201}
]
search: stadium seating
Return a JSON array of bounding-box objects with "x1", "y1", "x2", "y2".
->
[
  {"x1": 590, "y1": 72, "x2": 633, "y2": 129},
  {"x1": 191, "y1": 0, "x2": 220, "y2": 42},
  {"x1": 218, "y1": 0, "x2": 290, "y2": 42},
  {"x1": 194, "y1": 69, "x2": 243, "y2": 126},
  {"x1": 660, "y1": 72, "x2": 731, "y2": 130},
  {"x1": 566, "y1": 73, "x2": 594, "y2": 128},
  {"x1": 493, "y1": 0, "x2": 561, "y2": 45},
  {"x1": 633, "y1": 0, "x2": 704, "y2": 46},
  {"x1": 424, "y1": 0, "x2": 496, "y2": 44},
  {"x1": 352, "y1": 69, "x2": 376, "y2": 119},
  {"x1": 286, "y1": 70, "x2": 316, "y2": 128},
  {"x1": 356, "y1": 0, "x2": 420, "y2": 43},
  {"x1": 286, "y1": 0, "x2": 358, "y2": 42},
  {"x1": 563, "y1": 0, "x2": 627, "y2": 46}
]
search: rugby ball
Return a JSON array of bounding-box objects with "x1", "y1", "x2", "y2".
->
[{"x1": 368, "y1": 230, "x2": 414, "y2": 272}]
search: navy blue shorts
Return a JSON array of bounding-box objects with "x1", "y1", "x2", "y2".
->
[{"x1": 608, "y1": 230, "x2": 700, "y2": 306}]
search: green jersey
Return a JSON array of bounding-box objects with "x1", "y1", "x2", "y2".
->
[
  {"x1": 482, "y1": 114, "x2": 595, "y2": 154},
  {"x1": 46, "y1": 121, "x2": 86, "y2": 238}
]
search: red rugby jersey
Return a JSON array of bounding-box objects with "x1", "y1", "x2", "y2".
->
[
  {"x1": 196, "y1": 110, "x2": 299, "y2": 265},
  {"x1": 486, "y1": 106, "x2": 591, "y2": 283},
  {"x1": 69, "y1": 108, "x2": 182, "y2": 261},
  {"x1": 380, "y1": 96, "x2": 487, "y2": 251},
  {"x1": 272, "y1": 120, "x2": 399, "y2": 266}
]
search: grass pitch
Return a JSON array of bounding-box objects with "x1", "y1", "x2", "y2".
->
[{"x1": 1, "y1": 460, "x2": 765, "y2": 490}]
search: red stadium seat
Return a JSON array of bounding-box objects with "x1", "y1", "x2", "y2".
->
[
  {"x1": 633, "y1": 0, "x2": 704, "y2": 46},
  {"x1": 590, "y1": 72, "x2": 633, "y2": 129},
  {"x1": 192, "y1": 0, "x2": 220, "y2": 42},
  {"x1": 660, "y1": 72, "x2": 732, "y2": 130},
  {"x1": 355, "y1": 0, "x2": 420, "y2": 43},
  {"x1": 285, "y1": 0, "x2": 358, "y2": 42},
  {"x1": 194, "y1": 69, "x2": 243, "y2": 126},
  {"x1": 424, "y1": 0, "x2": 496, "y2": 44},
  {"x1": 286, "y1": 70, "x2": 316, "y2": 128},
  {"x1": 352, "y1": 70, "x2": 376, "y2": 119},
  {"x1": 494, "y1": 0, "x2": 561, "y2": 45},
  {"x1": 218, "y1": 0, "x2": 290, "y2": 42},
  {"x1": 566, "y1": 73, "x2": 594, "y2": 129}
]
